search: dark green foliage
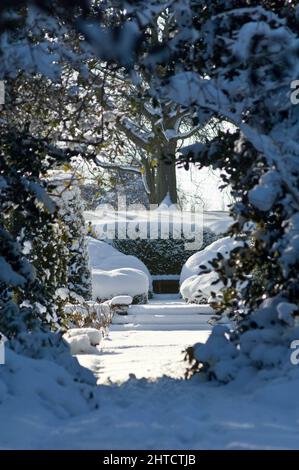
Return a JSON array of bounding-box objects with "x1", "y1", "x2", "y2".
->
[
  {"x1": 0, "y1": 129, "x2": 69, "y2": 337},
  {"x1": 113, "y1": 228, "x2": 217, "y2": 275}
]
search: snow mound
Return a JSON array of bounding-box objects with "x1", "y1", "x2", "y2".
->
[
  {"x1": 0, "y1": 348, "x2": 97, "y2": 431},
  {"x1": 110, "y1": 295, "x2": 133, "y2": 306},
  {"x1": 63, "y1": 328, "x2": 102, "y2": 355},
  {"x1": 180, "y1": 237, "x2": 245, "y2": 303},
  {"x1": 180, "y1": 236, "x2": 244, "y2": 284},
  {"x1": 92, "y1": 268, "x2": 149, "y2": 302},
  {"x1": 87, "y1": 237, "x2": 119, "y2": 265},
  {"x1": 99, "y1": 254, "x2": 151, "y2": 282},
  {"x1": 181, "y1": 271, "x2": 222, "y2": 304},
  {"x1": 87, "y1": 237, "x2": 152, "y2": 291}
]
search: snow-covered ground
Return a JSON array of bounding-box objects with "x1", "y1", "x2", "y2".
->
[
  {"x1": 1, "y1": 294, "x2": 299, "y2": 450},
  {"x1": 78, "y1": 295, "x2": 212, "y2": 384},
  {"x1": 43, "y1": 374, "x2": 299, "y2": 450}
]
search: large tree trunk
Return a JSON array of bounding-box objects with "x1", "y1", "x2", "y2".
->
[
  {"x1": 146, "y1": 141, "x2": 178, "y2": 206},
  {"x1": 156, "y1": 154, "x2": 177, "y2": 205}
]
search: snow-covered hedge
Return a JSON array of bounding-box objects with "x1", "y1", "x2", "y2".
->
[
  {"x1": 88, "y1": 237, "x2": 152, "y2": 289},
  {"x1": 180, "y1": 237, "x2": 245, "y2": 303},
  {"x1": 88, "y1": 237, "x2": 150, "y2": 303},
  {"x1": 86, "y1": 208, "x2": 220, "y2": 275},
  {"x1": 113, "y1": 228, "x2": 217, "y2": 276},
  {"x1": 181, "y1": 271, "x2": 221, "y2": 304},
  {"x1": 92, "y1": 268, "x2": 148, "y2": 304}
]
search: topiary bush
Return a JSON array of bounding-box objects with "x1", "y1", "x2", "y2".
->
[{"x1": 113, "y1": 228, "x2": 218, "y2": 275}]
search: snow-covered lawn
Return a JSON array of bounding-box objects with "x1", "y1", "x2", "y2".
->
[
  {"x1": 1, "y1": 294, "x2": 299, "y2": 450},
  {"x1": 43, "y1": 374, "x2": 299, "y2": 450}
]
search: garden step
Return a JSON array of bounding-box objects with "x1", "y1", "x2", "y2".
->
[
  {"x1": 112, "y1": 313, "x2": 214, "y2": 325},
  {"x1": 129, "y1": 303, "x2": 214, "y2": 316},
  {"x1": 110, "y1": 323, "x2": 213, "y2": 332}
]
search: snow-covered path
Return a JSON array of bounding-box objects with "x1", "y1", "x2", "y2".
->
[
  {"x1": 78, "y1": 295, "x2": 213, "y2": 384},
  {"x1": 3, "y1": 295, "x2": 299, "y2": 450},
  {"x1": 63, "y1": 296, "x2": 297, "y2": 450}
]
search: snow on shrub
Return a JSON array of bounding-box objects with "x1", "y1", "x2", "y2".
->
[
  {"x1": 87, "y1": 237, "x2": 120, "y2": 266},
  {"x1": 64, "y1": 300, "x2": 112, "y2": 330},
  {"x1": 63, "y1": 328, "x2": 102, "y2": 355},
  {"x1": 0, "y1": 347, "x2": 97, "y2": 424},
  {"x1": 47, "y1": 171, "x2": 92, "y2": 301},
  {"x1": 92, "y1": 267, "x2": 149, "y2": 304},
  {"x1": 9, "y1": 330, "x2": 96, "y2": 386},
  {"x1": 186, "y1": 298, "x2": 299, "y2": 383},
  {"x1": 248, "y1": 170, "x2": 282, "y2": 213},
  {"x1": 110, "y1": 295, "x2": 132, "y2": 306},
  {"x1": 64, "y1": 295, "x2": 133, "y2": 329},
  {"x1": 88, "y1": 237, "x2": 152, "y2": 292},
  {"x1": 180, "y1": 237, "x2": 242, "y2": 283},
  {"x1": 180, "y1": 237, "x2": 245, "y2": 303},
  {"x1": 181, "y1": 271, "x2": 222, "y2": 304}
]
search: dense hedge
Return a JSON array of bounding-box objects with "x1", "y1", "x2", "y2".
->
[{"x1": 113, "y1": 228, "x2": 217, "y2": 275}]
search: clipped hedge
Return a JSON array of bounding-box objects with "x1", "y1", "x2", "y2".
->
[{"x1": 113, "y1": 228, "x2": 217, "y2": 275}]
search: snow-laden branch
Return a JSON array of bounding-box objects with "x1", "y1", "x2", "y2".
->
[
  {"x1": 164, "y1": 123, "x2": 203, "y2": 142},
  {"x1": 95, "y1": 157, "x2": 142, "y2": 174},
  {"x1": 165, "y1": 71, "x2": 299, "y2": 209},
  {"x1": 116, "y1": 117, "x2": 151, "y2": 150}
]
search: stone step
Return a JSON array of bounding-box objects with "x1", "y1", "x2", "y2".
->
[
  {"x1": 110, "y1": 323, "x2": 213, "y2": 332},
  {"x1": 112, "y1": 313, "x2": 214, "y2": 325},
  {"x1": 129, "y1": 304, "x2": 214, "y2": 316}
]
